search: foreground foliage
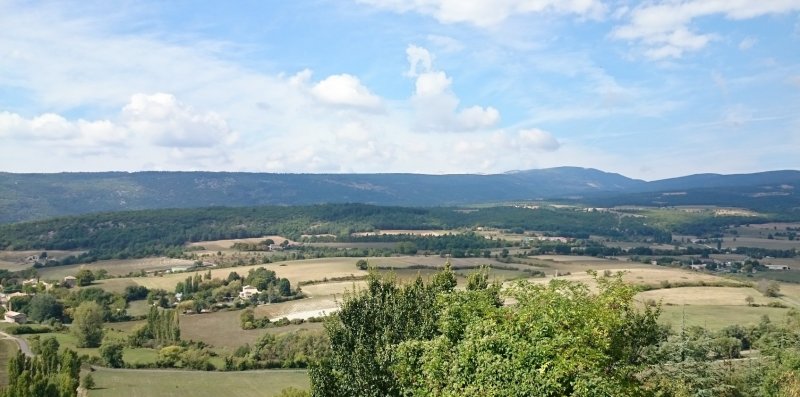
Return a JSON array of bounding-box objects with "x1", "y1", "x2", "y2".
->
[
  {"x1": 1, "y1": 337, "x2": 80, "y2": 397},
  {"x1": 310, "y1": 267, "x2": 800, "y2": 396}
]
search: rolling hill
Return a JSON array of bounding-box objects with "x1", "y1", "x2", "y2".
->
[{"x1": 0, "y1": 168, "x2": 798, "y2": 223}]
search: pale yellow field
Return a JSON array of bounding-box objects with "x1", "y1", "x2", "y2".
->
[
  {"x1": 97, "y1": 257, "x2": 368, "y2": 293},
  {"x1": 186, "y1": 235, "x2": 293, "y2": 251},
  {"x1": 659, "y1": 305, "x2": 791, "y2": 331},
  {"x1": 178, "y1": 310, "x2": 324, "y2": 350},
  {"x1": 38, "y1": 257, "x2": 196, "y2": 280},
  {"x1": 523, "y1": 266, "x2": 742, "y2": 290},
  {"x1": 254, "y1": 296, "x2": 340, "y2": 320},
  {"x1": 532, "y1": 255, "x2": 620, "y2": 263},
  {"x1": 351, "y1": 229, "x2": 455, "y2": 237},
  {"x1": 0, "y1": 250, "x2": 82, "y2": 271},
  {"x1": 95, "y1": 255, "x2": 532, "y2": 294},
  {"x1": 636, "y1": 286, "x2": 785, "y2": 306}
]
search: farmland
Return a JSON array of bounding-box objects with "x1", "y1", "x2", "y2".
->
[
  {"x1": 0, "y1": 340, "x2": 17, "y2": 387},
  {"x1": 88, "y1": 368, "x2": 309, "y2": 397},
  {"x1": 2, "y1": 203, "x2": 800, "y2": 395}
]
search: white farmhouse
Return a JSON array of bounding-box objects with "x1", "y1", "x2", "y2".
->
[{"x1": 239, "y1": 285, "x2": 260, "y2": 299}]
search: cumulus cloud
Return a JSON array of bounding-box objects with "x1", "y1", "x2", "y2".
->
[
  {"x1": 408, "y1": 45, "x2": 499, "y2": 131},
  {"x1": 517, "y1": 128, "x2": 560, "y2": 151},
  {"x1": 0, "y1": 111, "x2": 128, "y2": 146},
  {"x1": 311, "y1": 74, "x2": 383, "y2": 110},
  {"x1": 406, "y1": 44, "x2": 433, "y2": 77},
  {"x1": 613, "y1": 1, "x2": 800, "y2": 59},
  {"x1": 123, "y1": 93, "x2": 237, "y2": 147},
  {"x1": 358, "y1": 0, "x2": 606, "y2": 27},
  {"x1": 0, "y1": 93, "x2": 236, "y2": 150},
  {"x1": 335, "y1": 121, "x2": 372, "y2": 142}
]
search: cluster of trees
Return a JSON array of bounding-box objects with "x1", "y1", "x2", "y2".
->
[
  {"x1": 9, "y1": 287, "x2": 132, "y2": 330},
  {"x1": 0, "y1": 204, "x2": 697, "y2": 266},
  {"x1": 224, "y1": 330, "x2": 330, "y2": 370},
  {"x1": 307, "y1": 266, "x2": 800, "y2": 396},
  {"x1": 232, "y1": 239, "x2": 282, "y2": 251},
  {"x1": 1, "y1": 337, "x2": 81, "y2": 397},
  {"x1": 129, "y1": 306, "x2": 180, "y2": 347}
]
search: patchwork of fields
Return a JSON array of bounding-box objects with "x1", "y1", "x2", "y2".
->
[{"x1": 3, "y1": 222, "x2": 800, "y2": 395}]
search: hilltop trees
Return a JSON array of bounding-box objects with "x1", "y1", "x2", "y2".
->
[{"x1": 310, "y1": 267, "x2": 663, "y2": 396}]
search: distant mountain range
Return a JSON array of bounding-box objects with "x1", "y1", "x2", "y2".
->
[{"x1": 1, "y1": 167, "x2": 799, "y2": 223}]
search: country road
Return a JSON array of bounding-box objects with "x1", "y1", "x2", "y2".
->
[{"x1": 0, "y1": 330, "x2": 33, "y2": 357}]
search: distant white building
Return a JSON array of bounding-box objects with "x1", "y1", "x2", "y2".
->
[
  {"x1": 21, "y1": 278, "x2": 38, "y2": 286},
  {"x1": 239, "y1": 285, "x2": 260, "y2": 299},
  {"x1": 63, "y1": 276, "x2": 77, "y2": 288},
  {"x1": 689, "y1": 264, "x2": 707, "y2": 270},
  {"x1": 4, "y1": 311, "x2": 26, "y2": 324},
  {"x1": 766, "y1": 264, "x2": 791, "y2": 270}
]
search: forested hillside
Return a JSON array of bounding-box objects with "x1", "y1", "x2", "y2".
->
[
  {"x1": 2, "y1": 168, "x2": 798, "y2": 223},
  {"x1": 0, "y1": 204, "x2": 681, "y2": 262}
]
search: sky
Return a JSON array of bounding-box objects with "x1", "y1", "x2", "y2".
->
[{"x1": 0, "y1": 0, "x2": 799, "y2": 180}]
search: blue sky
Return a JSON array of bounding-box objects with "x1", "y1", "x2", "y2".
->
[{"x1": 0, "y1": 0, "x2": 799, "y2": 180}]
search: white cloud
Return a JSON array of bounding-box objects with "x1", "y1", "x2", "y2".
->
[
  {"x1": 739, "y1": 36, "x2": 758, "y2": 50},
  {"x1": 517, "y1": 128, "x2": 560, "y2": 151},
  {"x1": 613, "y1": 1, "x2": 800, "y2": 59},
  {"x1": 311, "y1": 74, "x2": 383, "y2": 110},
  {"x1": 408, "y1": 45, "x2": 500, "y2": 131},
  {"x1": 0, "y1": 111, "x2": 128, "y2": 146},
  {"x1": 406, "y1": 45, "x2": 433, "y2": 77},
  {"x1": 0, "y1": 93, "x2": 236, "y2": 150},
  {"x1": 123, "y1": 93, "x2": 238, "y2": 148},
  {"x1": 415, "y1": 71, "x2": 451, "y2": 96},
  {"x1": 335, "y1": 121, "x2": 372, "y2": 142},
  {"x1": 359, "y1": 0, "x2": 606, "y2": 27}
]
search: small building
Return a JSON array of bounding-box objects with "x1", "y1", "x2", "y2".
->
[
  {"x1": 766, "y1": 264, "x2": 791, "y2": 271},
  {"x1": 63, "y1": 276, "x2": 77, "y2": 288},
  {"x1": 21, "y1": 278, "x2": 38, "y2": 286},
  {"x1": 239, "y1": 285, "x2": 260, "y2": 299},
  {"x1": 4, "y1": 311, "x2": 26, "y2": 324},
  {"x1": 2, "y1": 292, "x2": 29, "y2": 310},
  {"x1": 170, "y1": 266, "x2": 190, "y2": 273},
  {"x1": 175, "y1": 292, "x2": 183, "y2": 302},
  {"x1": 689, "y1": 264, "x2": 707, "y2": 270}
]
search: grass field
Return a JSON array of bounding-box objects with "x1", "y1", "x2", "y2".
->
[
  {"x1": 659, "y1": 305, "x2": 791, "y2": 331},
  {"x1": 0, "y1": 250, "x2": 81, "y2": 271},
  {"x1": 0, "y1": 339, "x2": 18, "y2": 386},
  {"x1": 186, "y1": 235, "x2": 293, "y2": 252},
  {"x1": 637, "y1": 286, "x2": 785, "y2": 307},
  {"x1": 95, "y1": 256, "x2": 528, "y2": 294},
  {"x1": 721, "y1": 236, "x2": 800, "y2": 250},
  {"x1": 88, "y1": 368, "x2": 309, "y2": 397},
  {"x1": 97, "y1": 257, "x2": 370, "y2": 294},
  {"x1": 178, "y1": 310, "x2": 324, "y2": 350},
  {"x1": 38, "y1": 257, "x2": 197, "y2": 280}
]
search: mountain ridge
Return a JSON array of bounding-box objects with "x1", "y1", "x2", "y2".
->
[{"x1": 1, "y1": 168, "x2": 798, "y2": 223}]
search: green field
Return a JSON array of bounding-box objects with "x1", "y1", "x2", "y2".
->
[
  {"x1": 0, "y1": 339, "x2": 18, "y2": 387},
  {"x1": 88, "y1": 368, "x2": 309, "y2": 397},
  {"x1": 659, "y1": 305, "x2": 791, "y2": 331}
]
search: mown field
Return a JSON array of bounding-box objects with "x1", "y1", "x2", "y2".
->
[
  {"x1": 659, "y1": 305, "x2": 791, "y2": 330},
  {"x1": 0, "y1": 250, "x2": 81, "y2": 271},
  {"x1": 88, "y1": 368, "x2": 309, "y2": 397},
  {"x1": 0, "y1": 339, "x2": 17, "y2": 387},
  {"x1": 38, "y1": 257, "x2": 197, "y2": 279}
]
